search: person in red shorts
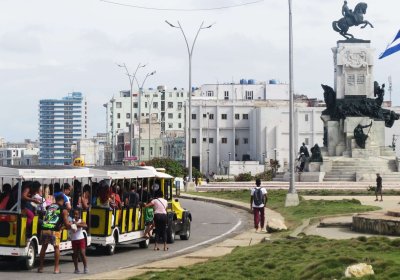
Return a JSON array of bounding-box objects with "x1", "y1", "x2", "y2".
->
[{"x1": 70, "y1": 209, "x2": 88, "y2": 274}]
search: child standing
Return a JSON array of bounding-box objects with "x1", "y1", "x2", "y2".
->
[
  {"x1": 144, "y1": 205, "x2": 154, "y2": 238},
  {"x1": 70, "y1": 209, "x2": 89, "y2": 274}
]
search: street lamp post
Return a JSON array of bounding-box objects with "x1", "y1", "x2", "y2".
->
[
  {"x1": 117, "y1": 63, "x2": 146, "y2": 161},
  {"x1": 134, "y1": 71, "x2": 156, "y2": 162},
  {"x1": 228, "y1": 152, "x2": 231, "y2": 180},
  {"x1": 285, "y1": 0, "x2": 299, "y2": 207},
  {"x1": 207, "y1": 149, "x2": 210, "y2": 178},
  {"x1": 166, "y1": 20, "x2": 214, "y2": 183},
  {"x1": 262, "y1": 152, "x2": 266, "y2": 172}
]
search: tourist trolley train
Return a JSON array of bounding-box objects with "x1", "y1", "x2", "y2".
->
[
  {"x1": 0, "y1": 165, "x2": 191, "y2": 268},
  {"x1": 88, "y1": 166, "x2": 192, "y2": 254},
  {"x1": 88, "y1": 166, "x2": 155, "y2": 254},
  {"x1": 0, "y1": 166, "x2": 92, "y2": 269}
]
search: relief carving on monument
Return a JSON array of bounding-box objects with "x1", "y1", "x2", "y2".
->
[{"x1": 343, "y1": 50, "x2": 367, "y2": 68}]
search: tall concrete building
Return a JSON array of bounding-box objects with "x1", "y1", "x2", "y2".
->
[
  {"x1": 104, "y1": 87, "x2": 186, "y2": 163},
  {"x1": 39, "y1": 92, "x2": 87, "y2": 165}
]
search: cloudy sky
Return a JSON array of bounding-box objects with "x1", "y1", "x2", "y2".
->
[{"x1": 0, "y1": 0, "x2": 398, "y2": 141}]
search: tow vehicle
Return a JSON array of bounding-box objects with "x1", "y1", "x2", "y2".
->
[
  {"x1": 145, "y1": 167, "x2": 192, "y2": 243},
  {"x1": 0, "y1": 166, "x2": 91, "y2": 269}
]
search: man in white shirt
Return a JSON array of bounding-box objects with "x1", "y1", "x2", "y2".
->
[{"x1": 250, "y1": 178, "x2": 268, "y2": 232}]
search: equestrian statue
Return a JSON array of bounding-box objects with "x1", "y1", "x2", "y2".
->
[{"x1": 332, "y1": 1, "x2": 374, "y2": 39}]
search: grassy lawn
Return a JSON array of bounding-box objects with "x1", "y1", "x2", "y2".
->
[
  {"x1": 188, "y1": 190, "x2": 380, "y2": 229},
  {"x1": 132, "y1": 235, "x2": 400, "y2": 280}
]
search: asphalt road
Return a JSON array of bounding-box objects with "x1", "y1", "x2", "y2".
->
[{"x1": 0, "y1": 198, "x2": 250, "y2": 280}]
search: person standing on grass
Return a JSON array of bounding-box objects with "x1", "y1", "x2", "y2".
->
[
  {"x1": 250, "y1": 178, "x2": 268, "y2": 232},
  {"x1": 70, "y1": 209, "x2": 89, "y2": 274},
  {"x1": 375, "y1": 173, "x2": 383, "y2": 201}
]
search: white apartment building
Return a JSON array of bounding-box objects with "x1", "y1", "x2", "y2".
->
[
  {"x1": 0, "y1": 147, "x2": 39, "y2": 166},
  {"x1": 104, "y1": 87, "x2": 187, "y2": 163},
  {"x1": 190, "y1": 97, "x2": 325, "y2": 175}
]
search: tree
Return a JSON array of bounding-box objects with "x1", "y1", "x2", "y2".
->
[{"x1": 145, "y1": 157, "x2": 185, "y2": 177}]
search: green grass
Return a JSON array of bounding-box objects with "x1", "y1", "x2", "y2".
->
[
  {"x1": 188, "y1": 190, "x2": 380, "y2": 228},
  {"x1": 131, "y1": 235, "x2": 400, "y2": 280}
]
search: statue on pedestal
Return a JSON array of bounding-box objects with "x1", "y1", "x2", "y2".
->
[
  {"x1": 354, "y1": 121, "x2": 372, "y2": 148},
  {"x1": 374, "y1": 81, "x2": 385, "y2": 107},
  {"x1": 310, "y1": 144, "x2": 323, "y2": 162},
  {"x1": 332, "y1": 1, "x2": 374, "y2": 39}
]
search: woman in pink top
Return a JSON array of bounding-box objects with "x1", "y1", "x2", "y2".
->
[{"x1": 143, "y1": 191, "x2": 168, "y2": 251}]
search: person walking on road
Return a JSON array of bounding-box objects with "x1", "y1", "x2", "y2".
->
[
  {"x1": 143, "y1": 191, "x2": 169, "y2": 251},
  {"x1": 38, "y1": 194, "x2": 72, "y2": 274},
  {"x1": 70, "y1": 209, "x2": 89, "y2": 274},
  {"x1": 375, "y1": 173, "x2": 383, "y2": 201},
  {"x1": 250, "y1": 179, "x2": 268, "y2": 232}
]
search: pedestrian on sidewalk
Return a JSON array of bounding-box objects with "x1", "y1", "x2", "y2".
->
[
  {"x1": 250, "y1": 178, "x2": 268, "y2": 232},
  {"x1": 375, "y1": 173, "x2": 383, "y2": 201}
]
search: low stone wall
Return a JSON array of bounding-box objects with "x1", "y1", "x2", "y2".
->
[{"x1": 352, "y1": 213, "x2": 400, "y2": 236}]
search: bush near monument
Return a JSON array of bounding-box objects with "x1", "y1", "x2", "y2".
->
[{"x1": 234, "y1": 172, "x2": 253, "y2": 182}]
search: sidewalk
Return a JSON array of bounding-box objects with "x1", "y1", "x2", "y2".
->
[
  {"x1": 301, "y1": 195, "x2": 400, "y2": 240},
  {"x1": 77, "y1": 194, "x2": 285, "y2": 280}
]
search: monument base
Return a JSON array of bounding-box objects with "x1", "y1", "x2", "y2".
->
[{"x1": 285, "y1": 193, "x2": 300, "y2": 207}]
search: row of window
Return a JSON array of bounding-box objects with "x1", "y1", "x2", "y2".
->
[
  {"x1": 192, "y1": 113, "x2": 249, "y2": 120},
  {"x1": 204, "y1": 90, "x2": 254, "y2": 100},
  {"x1": 117, "y1": 112, "x2": 183, "y2": 120},
  {"x1": 114, "y1": 122, "x2": 182, "y2": 129},
  {"x1": 192, "y1": 137, "x2": 249, "y2": 145},
  {"x1": 115, "y1": 101, "x2": 184, "y2": 110}
]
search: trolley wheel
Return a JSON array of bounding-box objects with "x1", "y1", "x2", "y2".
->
[{"x1": 180, "y1": 219, "x2": 191, "y2": 240}]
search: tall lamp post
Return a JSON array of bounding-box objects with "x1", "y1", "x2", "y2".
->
[
  {"x1": 135, "y1": 71, "x2": 156, "y2": 161},
  {"x1": 207, "y1": 149, "x2": 210, "y2": 177},
  {"x1": 117, "y1": 63, "x2": 146, "y2": 160},
  {"x1": 228, "y1": 152, "x2": 231, "y2": 180},
  {"x1": 166, "y1": 20, "x2": 214, "y2": 183},
  {"x1": 285, "y1": 0, "x2": 299, "y2": 207}
]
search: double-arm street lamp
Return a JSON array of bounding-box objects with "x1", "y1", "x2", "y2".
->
[
  {"x1": 135, "y1": 71, "x2": 156, "y2": 161},
  {"x1": 166, "y1": 20, "x2": 214, "y2": 182},
  {"x1": 117, "y1": 63, "x2": 146, "y2": 160}
]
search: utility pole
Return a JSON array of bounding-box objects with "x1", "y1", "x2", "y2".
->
[{"x1": 285, "y1": 0, "x2": 300, "y2": 207}]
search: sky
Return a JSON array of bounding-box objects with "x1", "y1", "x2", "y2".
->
[{"x1": 0, "y1": 0, "x2": 398, "y2": 141}]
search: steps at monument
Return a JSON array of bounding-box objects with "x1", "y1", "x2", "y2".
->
[{"x1": 324, "y1": 158, "x2": 399, "y2": 182}]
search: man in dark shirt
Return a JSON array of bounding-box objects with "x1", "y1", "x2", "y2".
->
[{"x1": 375, "y1": 173, "x2": 383, "y2": 201}]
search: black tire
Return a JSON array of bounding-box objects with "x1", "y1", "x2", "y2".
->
[
  {"x1": 166, "y1": 222, "x2": 175, "y2": 244},
  {"x1": 105, "y1": 233, "x2": 116, "y2": 255},
  {"x1": 180, "y1": 219, "x2": 191, "y2": 240},
  {"x1": 23, "y1": 242, "x2": 36, "y2": 270},
  {"x1": 139, "y1": 238, "x2": 150, "y2": 249}
]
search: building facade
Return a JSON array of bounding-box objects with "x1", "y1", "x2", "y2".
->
[
  {"x1": 73, "y1": 133, "x2": 106, "y2": 166},
  {"x1": 104, "y1": 87, "x2": 187, "y2": 163},
  {"x1": 39, "y1": 92, "x2": 87, "y2": 165}
]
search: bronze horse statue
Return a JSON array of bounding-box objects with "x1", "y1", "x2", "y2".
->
[{"x1": 332, "y1": 2, "x2": 374, "y2": 39}]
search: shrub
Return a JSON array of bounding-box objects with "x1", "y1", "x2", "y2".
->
[
  {"x1": 254, "y1": 170, "x2": 274, "y2": 181},
  {"x1": 235, "y1": 172, "x2": 253, "y2": 182}
]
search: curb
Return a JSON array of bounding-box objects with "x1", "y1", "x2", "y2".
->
[{"x1": 179, "y1": 194, "x2": 251, "y2": 213}]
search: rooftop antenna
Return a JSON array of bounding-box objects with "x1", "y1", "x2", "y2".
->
[{"x1": 388, "y1": 75, "x2": 393, "y2": 103}]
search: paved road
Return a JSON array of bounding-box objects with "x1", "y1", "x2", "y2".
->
[{"x1": 0, "y1": 198, "x2": 249, "y2": 279}]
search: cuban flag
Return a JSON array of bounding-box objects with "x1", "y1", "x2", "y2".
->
[{"x1": 379, "y1": 30, "x2": 400, "y2": 59}]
